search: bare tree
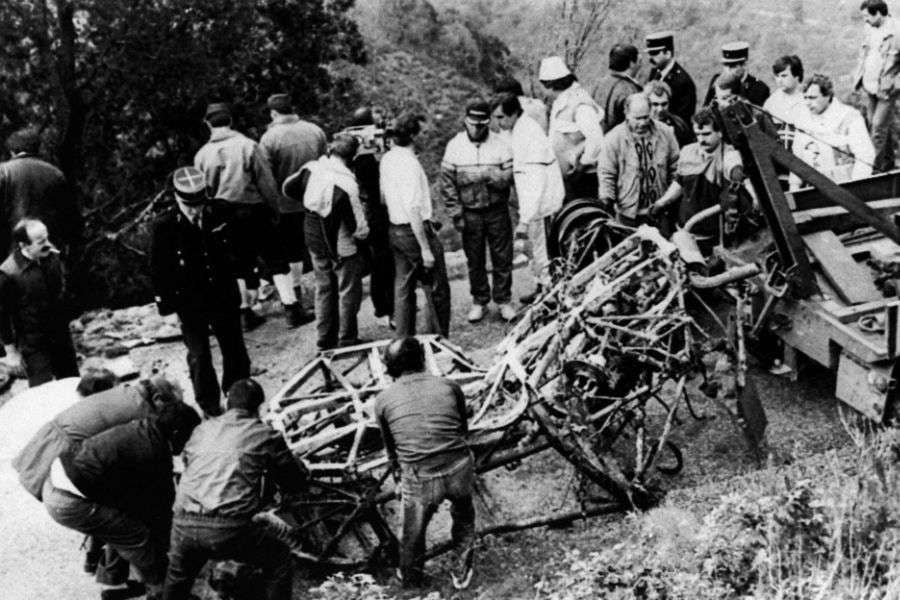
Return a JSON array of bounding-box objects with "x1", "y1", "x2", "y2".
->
[{"x1": 558, "y1": 0, "x2": 615, "y2": 70}]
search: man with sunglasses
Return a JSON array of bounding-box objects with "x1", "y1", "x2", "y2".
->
[{"x1": 646, "y1": 31, "x2": 697, "y2": 124}]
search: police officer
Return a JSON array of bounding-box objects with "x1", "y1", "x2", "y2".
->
[
  {"x1": 703, "y1": 42, "x2": 771, "y2": 107},
  {"x1": 646, "y1": 31, "x2": 697, "y2": 124},
  {"x1": 150, "y1": 167, "x2": 251, "y2": 417}
]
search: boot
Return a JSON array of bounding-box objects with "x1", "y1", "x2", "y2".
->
[
  {"x1": 285, "y1": 302, "x2": 314, "y2": 328},
  {"x1": 519, "y1": 284, "x2": 544, "y2": 305},
  {"x1": 241, "y1": 308, "x2": 266, "y2": 332}
]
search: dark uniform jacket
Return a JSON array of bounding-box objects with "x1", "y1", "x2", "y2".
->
[
  {"x1": 704, "y1": 73, "x2": 771, "y2": 107},
  {"x1": 150, "y1": 201, "x2": 241, "y2": 316},
  {"x1": 648, "y1": 61, "x2": 697, "y2": 124},
  {"x1": 13, "y1": 382, "x2": 155, "y2": 499},
  {"x1": 0, "y1": 154, "x2": 82, "y2": 253},
  {"x1": 173, "y1": 408, "x2": 307, "y2": 520},
  {"x1": 61, "y1": 417, "x2": 174, "y2": 534},
  {"x1": 0, "y1": 249, "x2": 68, "y2": 353},
  {"x1": 592, "y1": 72, "x2": 643, "y2": 133}
]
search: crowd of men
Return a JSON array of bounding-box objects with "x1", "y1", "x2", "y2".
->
[{"x1": 2, "y1": 1, "x2": 900, "y2": 597}]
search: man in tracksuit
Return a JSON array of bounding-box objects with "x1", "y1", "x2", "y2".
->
[{"x1": 440, "y1": 101, "x2": 515, "y2": 323}]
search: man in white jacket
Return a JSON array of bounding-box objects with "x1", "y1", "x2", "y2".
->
[
  {"x1": 791, "y1": 73, "x2": 875, "y2": 188},
  {"x1": 491, "y1": 93, "x2": 565, "y2": 303}
]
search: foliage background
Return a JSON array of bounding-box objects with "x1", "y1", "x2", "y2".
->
[{"x1": 0, "y1": 0, "x2": 871, "y2": 308}]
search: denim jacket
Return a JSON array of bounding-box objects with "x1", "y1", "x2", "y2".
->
[{"x1": 854, "y1": 18, "x2": 900, "y2": 99}]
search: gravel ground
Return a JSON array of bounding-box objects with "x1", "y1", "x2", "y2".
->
[{"x1": 0, "y1": 265, "x2": 856, "y2": 599}]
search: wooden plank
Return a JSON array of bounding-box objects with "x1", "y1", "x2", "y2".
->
[{"x1": 803, "y1": 231, "x2": 881, "y2": 305}]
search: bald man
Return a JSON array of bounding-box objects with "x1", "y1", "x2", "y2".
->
[
  {"x1": 0, "y1": 218, "x2": 77, "y2": 386},
  {"x1": 598, "y1": 94, "x2": 679, "y2": 230}
]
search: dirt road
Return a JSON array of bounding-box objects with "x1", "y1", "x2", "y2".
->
[{"x1": 0, "y1": 266, "x2": 852, "y2": 599}]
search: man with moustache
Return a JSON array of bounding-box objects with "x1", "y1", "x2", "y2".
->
[{"x1": 0, "y1": 218, "x2": 78, "y2": 386}]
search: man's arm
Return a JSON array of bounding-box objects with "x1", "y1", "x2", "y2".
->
[
  {"x1": 268, "y1": 435, "x2": 309, "y2": 495},
  {"x1": 848, "y1": 111, "x2": 876, "y2": 179},
  {"x1": 149, "y1": 219, "x2": 176, "y2": 316},
  {"x1": 0, "y1": 273, "x2": 19, "y2": 361},
  {"x1": 440, "y1": 146, "x2": 462, "y2": 227},
  {"x1": 250, "y1": 144, "x2": 283, "y2": 214},
  {"x1": 409, "y1": 208, "x2": 434, "y2": 269},
  {"x1": 574, "y1": 104, "x2": 604, "y2": 168},
  {"x1": 652, "y1": 180, "x2": 683, "y2": 214},
  {"x1": 596, "y1": 134, "x2": 619, "y2": 211},
  {"x1": 452, "y1": 382, "x2": 468, "y2": 437},
  {"x1": 374, "y1": 398, "x2": 399, "y2": 464}
]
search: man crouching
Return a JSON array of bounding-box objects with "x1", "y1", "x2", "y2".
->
[{"x1": 374, "y1": 337, "x2": 475, "y2": 588}]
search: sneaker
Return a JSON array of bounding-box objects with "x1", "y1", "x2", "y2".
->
[
  {"x1": 284, "y1": 303, "x2": 314, "y2": 328},
  {"x1": 498, "y1": 302, "x2": 517, "y2": 322},
  {"x1": 519, "y1": 284, "x2": 544, "y2": 305},
  {"x1": 241, "y1": 308, "x2": 266, "y2": 332},
  {"x1": 100, "y1": 580, "x2": 145, "y2": 600},
  {"x1": 467, "y1": 304, "x2": 486, "y2": 323},
  {"x1": 451, "y1": 546, "x2": 475, "y2": 590}
]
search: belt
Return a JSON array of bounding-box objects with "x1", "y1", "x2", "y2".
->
[{"x1": 463, "y1": 202, "x2": 506, "y2": 214}]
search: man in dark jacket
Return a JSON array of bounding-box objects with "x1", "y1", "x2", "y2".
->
[
  {"x1": 374, "y1": 337, "x2": 475, "y2": 589},
  {"x1": 0, "y1": 127, "x2": 81, "y2": 255},
  {"x1": 150, "y1": 166, "x2": 250, "y2": 416},
  {"x1": 259, "y1": 92, "x2": 325, "y2": 324},
  {"x1": 13, "y1": 374, "x2": 183, "y2": 500},
  {"x1": 0, "y1": 217, "x2": 78, "y2": 386},
  {"x1": 703, "y1": 42, "x2": 771, "y2": 107},
  {"x1": 593, "y1": 44, "x2": 644, "y2": 133},
  {"x1": 342, "y1": 106, "x2": 394, "y2": 322},
  {"x1": 43, "y1": 402, "x2": 200, "y2": 600},
  {"x1": 163, "y1": 378, "x2": 308, "y2": 600},
  {"x1": 284, "y1": 135, "x2": 367, "y2": 350},
  {"x1": 646, "y1": 31, "x2": 697, "y2": 124}
]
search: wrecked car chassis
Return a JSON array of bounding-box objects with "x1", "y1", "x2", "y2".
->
[{"x1": 264, "y1": 226, "x2": 757, "y2": 569}]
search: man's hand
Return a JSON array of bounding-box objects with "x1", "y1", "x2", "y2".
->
[
  {"x1": 2, "y1": 345, "x2": 24, "y2": 378},
  {"x1": 421, "y1": 248, "x2": 436, "y2": 270},
  {"x1": 649, "y1": 200, "x2": 665, "y2": 217}
]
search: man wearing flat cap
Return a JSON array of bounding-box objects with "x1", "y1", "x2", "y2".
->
[
  {"x1": 703, "y1": 42, "x2": 770, "y2": 107},
  {"x1": 259, "y1": 93, "x2": 326, "y2": 323},
  {"x1": 539, "y1": 56, "x2": 605, "y2": 201},
  {"x1": 441, "y1": 100, "x2": 515, "y2": 323},
  {"x1": 194, "y1": 102, "x2": 302, "y2": 331},
  {"x1": 150, "y1": 166, "x2": 250, "y2": 416},
  {"x1": 646, "y1": 31, "x2": 697, "y2": 124}
]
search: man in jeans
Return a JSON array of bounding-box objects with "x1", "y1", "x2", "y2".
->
[
  {"x1": 853, "y1": 0, "x2": 900, "y2": 172},
  {"x1": 374, "y1": 337, "x2": 475, "y2": 589},
  {"x1": 163, "y1": 378, "x2": 308, "y2": 600},
  {"x1": 43, "y1": 402, "x2": 201, "y2": 600},
  {"x1": 381, "y1": 114, "x2": 451, "y2": 337},
  {"x1": 283, "y1": 135, "x2": 369, "y2": 350},
  {"x1": 441, "y1": 100, "x2": 515, "y2": 323}
]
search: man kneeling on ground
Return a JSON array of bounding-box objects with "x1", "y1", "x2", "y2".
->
[
  {"x1": 163, "y1": 378, "x2": 308, "y2": 600},
  {"x1": 43, "y1": 401, "x2": 201, "y2": 600},
  {"x1": 374, "y1": 337, "x2": 476, "y2": 588}
]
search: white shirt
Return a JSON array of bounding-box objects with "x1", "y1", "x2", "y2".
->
[
  {"x1": 510, "y1": 115, "x2": 564, "y2": 223},
  {"x1": 763, "y1": 89, "x2": 807, "y2": 126},
  {"x1": 791, "y1": 98, "x2": 874, "y2": 187},
  {"x1": 379, "y1": 145, "x2": 433, "y2": 225},
  {"x1": 548, "y1": 83, "x2": 605, "y2": 168}
]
